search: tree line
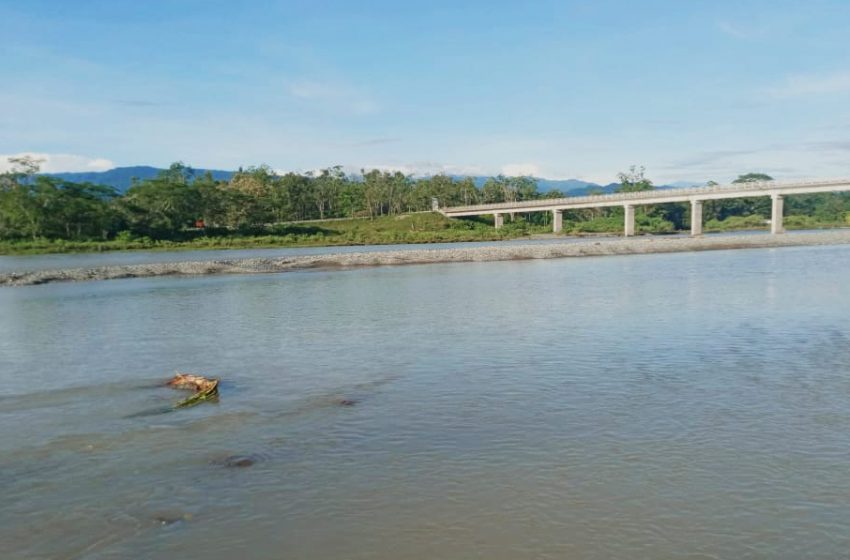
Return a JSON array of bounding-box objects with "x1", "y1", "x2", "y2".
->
[
  {"x1": 560, "y1": 167, "x2": 850, "y2": 233},
  {"x1": 0, "y1": 158, "x2": 556, "y2": 241},
  {"x1": 1, "y1": 157, "x2": 848, "y2": 241}
]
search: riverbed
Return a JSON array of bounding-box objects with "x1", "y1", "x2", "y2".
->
[
  {"x1": 3, "y1": 230, "x2": 850, "y2": 286},
  {"x1": 1, "y1": 243, "x2": 849, "y2": 559}
]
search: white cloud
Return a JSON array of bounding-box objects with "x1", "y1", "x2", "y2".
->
[
  {"x1": 287, "y1": 79, "x2": 379, "y2": 116},
  {"x1": 501, "y1": 163, "x2": 541, "y2": 177},
  {"x1": 0, "y1": 153, "x2": 115, "y2": 173},
  {"x1": 317, "y1": 161, "x2": 590, "y2": 180},
  {"x1": 658, "y1": 139, "x2": 850, "y2": 184},
  {"x1": 356, "y1": 161, "x2": 486, "y2": 177},
  {"x1": 85, "y1": 158, "x2": 114, "y2": 170},
  {"x1": 767, "y1": 71, "x2": 850, "y2": 98}
]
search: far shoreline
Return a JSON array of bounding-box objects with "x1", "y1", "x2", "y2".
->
[{"x1": 2, "y1": 230, "x2": 849, "y2": 287}]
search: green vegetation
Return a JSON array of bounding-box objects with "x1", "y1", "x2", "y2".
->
[
  {"x1": 561, "y1": 171, "x2": 850, "y2": 236},
  {"x1": 1, "y1": 159, "x2": 848, "y2": 255},
  {"x1": 0, "y1": 213, "x2": 545, "y2": 255}
]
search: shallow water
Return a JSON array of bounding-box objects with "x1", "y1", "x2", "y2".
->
[{"x1": 1, "y1": 244, "x2": 849, "y2": 559}]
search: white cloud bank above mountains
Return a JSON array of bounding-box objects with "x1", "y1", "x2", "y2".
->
[{"x1": 0, "y1": 153, "x2": 114, "y2": 173}]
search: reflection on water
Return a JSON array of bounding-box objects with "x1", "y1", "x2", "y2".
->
[{"x1": 1, "y1": 245, "x2": 849, "y2": 559}]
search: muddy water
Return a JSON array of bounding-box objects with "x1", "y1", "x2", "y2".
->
[{"x1": 1, "y1": 244, "x2": 849, "y2": 559}]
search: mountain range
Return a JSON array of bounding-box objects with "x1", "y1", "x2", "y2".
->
[
  {"x1": 45, "y1": 166, "x2": 702, "y2": 196},
  {"x1": 46, "y1": 166, "x2": 235, "y2": 191}
]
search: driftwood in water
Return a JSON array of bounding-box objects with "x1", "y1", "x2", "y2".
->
[{"x1": 166, "y1": 372, "x2": 219, "y2": 408}]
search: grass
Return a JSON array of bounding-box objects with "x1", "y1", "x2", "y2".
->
[
  {"x1": 705, "y1": 214, "x2": 847, "y2": 232},
  {"x1": 1, "y1": 211, "x2": 845, "y2": 256},
  {"x1": 0, "y1": 213, "x2": 546, "y2": 255}
]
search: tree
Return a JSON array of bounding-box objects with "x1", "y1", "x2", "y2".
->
[
  {"x1": 1, "y1": 155, "x2": 43, "y2": 190},
  {"x1": 338, "y1": 178, "x2": 365, "y2": 218},
  {"x1": 277, "y1": 172, "x2": 313, "y2": 221},
  {"x1": 118, "y1": 164, "x2": 203, "y2": 238},
  {"x1": 313, "y1": 166, "x2": 345, "y2": 220},
  {"x1": 193, "y1": 171, "x2": 228, "y2": 227},
  {"x1": 0, "y1": 156, "x2": 46, "y2": 239},
  {"x1": 705, "y1": 173, "x2": 775, "y2": 222},
  {"x1": 510, "y1": 176, "x2": 538, "y2": 201},
  {"x1": 7, "y1": 155, "x2": 43, "y2": 178},
  {"x1": 158, "y1": 161, "x2": 196, "y2": 185},
  {"x1": 457, "y1": 177, "x2": 479, "y2": 206},
  {"x1": 361, "y1": 170, "x2": 384, "y2": 218},
  {"x1": 360, "y1": 169, "x2": 410, "y2": 217},
  {"x1": 733, "y1": 173, "x2": 773, "y2": 184},
  {"x1": 43, "y1": 179, "x2": 117, "y2": 239},
  {"x1": 226, "y1": 165, "x2": 277, "y2": 227},
  {"x1": 616, "y1": 165, "x2": 654, "y2": 192}
]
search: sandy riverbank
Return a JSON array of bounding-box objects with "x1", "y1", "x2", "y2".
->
[{"x1": 2, "y1": 231, "x2": 849, "y2": 287}]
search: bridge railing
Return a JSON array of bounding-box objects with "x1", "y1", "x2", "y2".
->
[{"x1": 441, "y1": 178, "x2": 850, "y2": 213}]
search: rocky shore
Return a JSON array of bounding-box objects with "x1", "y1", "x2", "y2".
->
[{"x1": 2, "y1": 230, "x2": 850, "y2": 287}]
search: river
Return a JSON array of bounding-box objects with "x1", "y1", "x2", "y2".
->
[{"x1": 1, "y1": 243, "x2": 849, "y2": 559}]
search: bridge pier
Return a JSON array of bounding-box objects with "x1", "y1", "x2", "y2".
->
[
  {"x1": 624, "y1": 204, "x2": 636, "y2": 237},
  {"x1": 552, "y1": 210, "x2": 563, "y2": 233},
  {"x1": 771, "y1": 194, "x2": 785, "y2": 234},
  {"x1": 690, "y1": 200, "x2": 703, "y2": 236},
  {"x1": 442, "y1": 179, "x2": 850, "y2": 230}
]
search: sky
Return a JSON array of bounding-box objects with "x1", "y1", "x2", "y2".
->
[{"x1": 2, "y1": 0, "x2": 850, "y2": 183}]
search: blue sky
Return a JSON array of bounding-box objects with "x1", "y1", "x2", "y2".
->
[{"x1": 2, "y1": 0, "x2": 850, "y2": 183}]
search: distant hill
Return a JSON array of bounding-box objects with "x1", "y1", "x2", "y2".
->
[
  {"x1": 560, "y1": 182, "x2": 621, "y2": 196},
  {"x1": 459, "y1": 176, "x2": 611, "y2": 196},
  {"x1": 43, "y1": 166, "x2": 696, "y2": 197},
  {"x1": 46, "y1": 166, "x2": 234, "y2": 192},
  {"x1": 463, "y1": 177, "x2": 687, "y2": 196},
  {"x1": 665, "y1": 180, "x2": 705, "y2": 188},
  {"x1": 531, "y1": 178, "x2": 602, "y2": 194}
]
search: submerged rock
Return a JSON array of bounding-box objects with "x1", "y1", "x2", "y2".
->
[{"x1": 213, "y1": 454, "x2": 258, "y2": 468}]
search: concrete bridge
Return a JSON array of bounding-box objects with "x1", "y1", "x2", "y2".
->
[{"x1": 440, "y1": 178, "x2": 850, "y2": 236}]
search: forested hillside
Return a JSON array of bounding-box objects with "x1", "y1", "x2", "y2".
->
[{"x1": 1, "y1": 158, "x2": 848, "y2": 254}]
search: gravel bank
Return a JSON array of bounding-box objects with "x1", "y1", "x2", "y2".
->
[{"x1": 3, "y1": 231, "x2": 849, "y2": 287}]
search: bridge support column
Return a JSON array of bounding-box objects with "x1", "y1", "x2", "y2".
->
[
  {"x1": 552, "y1": 210, "x2": 563, "y2": 233},
  {"x1": 624, "y1": 205, "x2": 635, "y2": 237},
  {"x1": 690, "y1": 200, "x2": 703, "y2": 236},
  {"x1": 494, "y1": 213, "x2": 504, "y2": 229},
  {"x1": 771, "y1": 194, "x2": 785, "y2": 234}
]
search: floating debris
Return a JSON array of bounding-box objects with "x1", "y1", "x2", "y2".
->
[
  {"x1": 154, "y1": 512, "x2": 193, "y2": 526},
  {"x1": 335, "y1": 398, "x2": 357, "y2": 407},
  {"x1": 211, "y1": 454, "x2": 259, "y2": 468},
  {"x1": 167, "y1": 373, "x2": 216, "y2": 392},
  {"x1": 167, "y1": 372, "x2": 219, "y2": 409}
]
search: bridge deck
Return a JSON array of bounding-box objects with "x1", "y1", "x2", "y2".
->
[{"x1": 441, "y1": 178, "x2": 850, "y2": 216}]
